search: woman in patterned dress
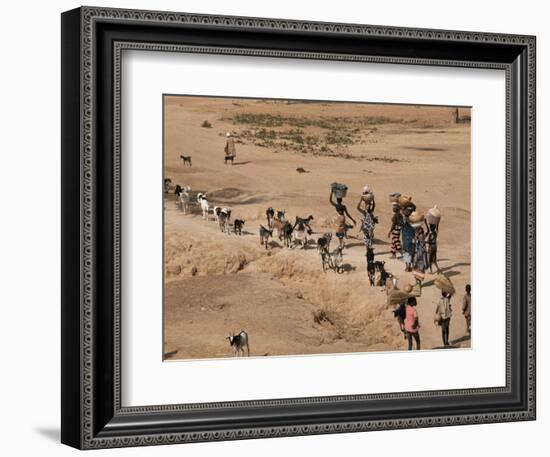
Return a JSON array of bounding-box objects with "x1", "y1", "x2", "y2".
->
[
  {"x1": 387, "y1": 203, "x2": 403, "y2": 258},
  {"x1": 356, "y1": 193, "x2": 376, "y2": 250}
]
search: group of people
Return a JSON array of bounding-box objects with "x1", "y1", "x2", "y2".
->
[
  {"x1": 388, "y1": 198, "x2": 439, "y2": 277},
  {"x1": 328, "y1": 185, "x2": 376, "y2": 251},
  {"x1": 396, "y1": 284, "x2": 472, "y2": 350},
  {"x1": 326, "y1": 184, "x2": 471, "y2": 351}
]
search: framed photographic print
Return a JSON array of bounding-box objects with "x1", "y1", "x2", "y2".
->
[{"x1": 61, "y1": 6, "x2": 536, "y2": 449}]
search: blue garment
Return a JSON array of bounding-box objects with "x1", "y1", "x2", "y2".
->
[
  {"x1": 412, "y1": 236, "x2": 428, "y2": 271},
  {"x1": 401, "y1": 222, "x2": 414, "y2": 264}
]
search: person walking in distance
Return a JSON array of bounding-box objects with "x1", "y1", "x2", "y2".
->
[
  {"x1": 434, "y1": 291, "x2": 453, "y2": 346},
  {"x1": 224, "y1": 132, "x2": 236, "y2": 164},
  {"x1": 404, "y1": 296, "x2": 421, "y2": 350},
  {"x1": 462, "y1": 284, "x2": 471, "y2": 336}
]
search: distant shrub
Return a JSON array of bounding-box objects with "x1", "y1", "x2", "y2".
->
[{"x1": 201, "y1": 120, "x2": 212, "y2": 128}]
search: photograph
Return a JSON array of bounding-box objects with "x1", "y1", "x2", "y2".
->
[
  {"x1": 163, "y1": 95, "x2": 472, "y2": 360},
  {"x1": 57, "y1": 3, "x2": 537, "y2": 450}
]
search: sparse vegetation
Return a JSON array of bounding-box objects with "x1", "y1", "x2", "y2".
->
[
  {"x1": 222, "y1": 112, "x2": 411, "y2": 160},
  {"x1": 325, "y1": 130, "x2": 354, "y2": 145},
  {"x1": 201, "y1": 120, "x2": 212, "y2": 128},
  {"x1": 366, "y1": 156, "x2": 400, "y2": 163}
]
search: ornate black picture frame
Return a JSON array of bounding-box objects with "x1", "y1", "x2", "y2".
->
[{"x1": 61, "y1": 6, "x2": 536, "y2": 449}]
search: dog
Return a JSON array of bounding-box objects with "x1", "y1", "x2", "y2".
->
[
  {"x1": 233, "y1": 219, "x2": 245, "y2": 235},
  {"x1": 180, "y1": 155, "x2": 192, "y2": 166},
  {"x1": 227, "y1": 330, "x2": 250, "y2": 357},
  {"x1": 259, "y1": 225, "x2": 273, "y2": 249}
]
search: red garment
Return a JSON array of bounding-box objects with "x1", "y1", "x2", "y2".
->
[{"x1": 404, "y1": 305, "x2": 420, "y2": 333}]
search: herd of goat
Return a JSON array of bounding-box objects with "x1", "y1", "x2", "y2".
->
[
  {"x1": 165, "y1": 177, "x2": 395, "y2": 357},
  {"x1": 165, "y1": 178, "x2": 349, "y2": 274}
]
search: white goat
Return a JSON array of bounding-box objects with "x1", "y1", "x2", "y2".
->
[
  {"x1": 198, "y1": 194, "x2": 210, "y2": 220},
  {"x1": 227, "y1": 331, "x2": 250, "y2": 357}
]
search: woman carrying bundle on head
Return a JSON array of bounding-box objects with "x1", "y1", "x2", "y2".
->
[
  {"x1": 425, "y1": 206, "x2": 441, "y2": 273},
  {"x1": 399, "y1": 196, "x2": 416, "y2": 272},
  {"x1": 329, "y1": 184, "x2": 356, "y2": 249},
  {"x1": 410, "y1": 210, "x2": 428, "y2": 285},
  {"x1": 388, "y1": 193, "x2": 404, "y2": 258},
  {"x1": 357, "y1": 185, "x2": 376, "y2": 251}
]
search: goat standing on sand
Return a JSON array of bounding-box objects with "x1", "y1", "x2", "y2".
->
[
  {"x1": 292, "y1": 215, "x2": 314, "y2": 249},
  {"x1": 374, "y1": 261, "x2": 390, "y2": 288},
  {"x1": 266, "y1": 207, "x2": 275, "y2": 228},
  {"x1": 197, "y1": 193, "x2": 210, "y2": 220},
  {"x1": 213, "y1": 206, "x2": 222, "y2": 224},
  {"x1": 366, "y1": 247, "x2": 376, "y2": 286},
  {"x1": 233, "y1": 219, "x2": 245, "y2": 235},
  {"x1": 317, "y1": 233, "x2": 336, "y2": 273},
  {"x1": 281, "y1": 221, "x2": 294, "y2": 248},
  {"x1": 227, "y1": 331, "x2": 250, "y2": 357},
  {"x1": 164, "y1": 178, "x2": 172, "y2": 194},
  {"x1": 271, "y1": 219, "x2": 287, "y2": 243},
  {"x1": 259, "y1": 225, "x2": 273, "y2": 249},
  {"x1": 331, "y1": 246, "x2": 344, "y2": 273},
  {"x1": 180, "y1": 155, "x2": 192, "y2": 166},
  {"x1": 218, "y1": 208, "x2": 232, "y2": 234}
]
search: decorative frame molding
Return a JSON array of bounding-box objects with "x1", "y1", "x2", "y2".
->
[{"x1": 62, "y1": 6, "x2": 536, "y2": 449}]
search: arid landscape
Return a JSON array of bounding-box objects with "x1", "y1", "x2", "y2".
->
[{"x1": 163, "y1": 95, "x2": 471, "y2": 360}]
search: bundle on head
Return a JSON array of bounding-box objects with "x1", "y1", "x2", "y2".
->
[{"x1": 434, "y1": 273, "x2": 455, "y2": 296}]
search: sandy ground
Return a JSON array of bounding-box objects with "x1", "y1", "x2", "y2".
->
[{"x1": 163, "y1": 96, "x2": 471, "y2": 360}]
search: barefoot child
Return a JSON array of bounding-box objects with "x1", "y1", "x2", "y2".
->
[{"x1": 404, "y1": 297, "x2": 421, "y2": 350}]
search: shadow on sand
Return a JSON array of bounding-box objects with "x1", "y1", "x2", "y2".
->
[
  {"x1": 422, "y1": 270, "x2": 461, "y2": 287},
  {"x1": 451, "y1": 334, "x2": 471, "y2": 345},
  {"x1": 231, "y1": 161, "x2": 251, "y2": 166},
  {"x1": 340, "y1": 263, "x2": 357, "y2": 273},
  {"x1": 164, "y1": 349, "x2": 179, "y2": 359},
  {"x1": 403, "y1": 146, "x2": 448, "y2": 152}
]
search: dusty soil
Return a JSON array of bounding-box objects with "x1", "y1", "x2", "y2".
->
[{"x1": 163, "y1": 96, "x2": 471, "y2": 360}]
